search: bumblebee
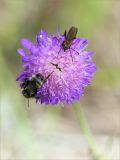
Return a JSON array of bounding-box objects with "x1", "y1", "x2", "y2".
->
[
  {"x1": 18, "y1": 72, "x2": 53, "y2": 106},
  {"x1": 21, "y1": 74, "x2": 45, "y2": 99}
]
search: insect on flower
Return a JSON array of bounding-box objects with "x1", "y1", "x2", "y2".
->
[
  {"x1": 57, "y1": 26, "x2": 78, "y2": 61},
  {"x1": 50, "y1": 62, "x2": 62, "y2": 72},
  {"x1": 16, "y1": 29, "x2": 96, "y2": 106},
  {"x1": 17, "y1": 72, "x2": 53, "y2": 107}
]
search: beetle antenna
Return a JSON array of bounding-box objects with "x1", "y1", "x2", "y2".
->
[{"x1": 64, "y1": 30, "x2": 67, "y2": 38}]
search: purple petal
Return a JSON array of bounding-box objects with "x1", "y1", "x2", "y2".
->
[
  {"x1": 17, "y1": 48, "x2": 26, "y2": 56},
  {"x1": 36, "y1": 30, "x2": 47, "y2": 45},
  {"x1": 21, "y1": 38, "x2": 34, "y2": 50},
  {"x1": 16, "y1": 73, "x2": 27, "y2": 81}
]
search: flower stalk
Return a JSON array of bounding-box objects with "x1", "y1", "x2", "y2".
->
[{"x1": 74, "y1": 103, "x2": 110, "y2": 160}]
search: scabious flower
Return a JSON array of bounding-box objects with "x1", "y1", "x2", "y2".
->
[{"x1": 16, "y1": 29, "x2": 96, "y2": 105}]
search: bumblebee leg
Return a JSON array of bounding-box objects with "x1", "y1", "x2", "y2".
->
[
  {"x1": 45, "y1": 71, "x2": 54, "y2": 80},
  {"x1": 27, "y1": 99, "x2": 29, "y2": 108},
  {"x1": 35, "y1": 97, "x2": 39, "y2": 103}
]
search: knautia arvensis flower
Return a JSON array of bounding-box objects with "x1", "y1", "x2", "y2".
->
[{"x1": 16, "y1": 28, "x2": 96, "y2": 105}]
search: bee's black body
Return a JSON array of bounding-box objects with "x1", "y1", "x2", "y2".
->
[
  {"x1": 62, "y1": 26, "x2": 78, "y2": 51},
  {"x1": 21, "y1": 74, "x2": 45, "y2": 98},
  {"x1": 17, "y1": 72, "x2": 53, "y2": 107}
]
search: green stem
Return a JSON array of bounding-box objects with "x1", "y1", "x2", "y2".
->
[{"x1": 74, "y1": 103, "x2": 109, "y2": 160}]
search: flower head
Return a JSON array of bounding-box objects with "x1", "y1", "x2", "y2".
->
[{"x1": 16, "y1": 29, "x2": 96, "y2": 105}]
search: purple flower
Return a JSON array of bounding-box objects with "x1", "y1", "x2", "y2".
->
[{"x1": 16, "y1": 29, "x2": 96, "y2": 105}]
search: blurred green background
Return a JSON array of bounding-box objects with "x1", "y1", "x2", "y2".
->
[{"x1": 0, "y1": 0, "x2": 120, "y2": 159}]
